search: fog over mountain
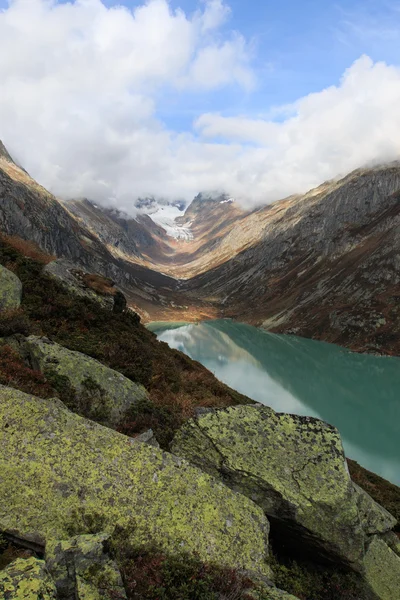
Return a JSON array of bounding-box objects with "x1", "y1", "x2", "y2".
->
[{"x1": 1, "y1": 1, "x2": 400, "y2": 210}]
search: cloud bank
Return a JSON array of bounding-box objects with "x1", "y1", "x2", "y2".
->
[{"x1": 1, "y1": 0, "x2": 400, "y2": 210}]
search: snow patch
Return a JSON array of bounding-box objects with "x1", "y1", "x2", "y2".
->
[{"x1": 149, "y1": 205, "x2": 193, "y2": 241}]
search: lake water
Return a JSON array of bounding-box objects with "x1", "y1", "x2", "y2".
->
[{"x1": 150, "y1": 320, "x2": 400, "y2": 485}]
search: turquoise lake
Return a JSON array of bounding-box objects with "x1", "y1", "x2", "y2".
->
[{"x1": 150, "y1": 319, "x2": 400, "y2": 485}]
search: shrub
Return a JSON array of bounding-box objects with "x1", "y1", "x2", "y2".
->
[
  {"x1": 0, "y1": 344, "x2": 54, "y2": 398},
  {"x1": 0, "y1": 309, "x2": 31, "y2": 337},
  {"x1": 269, "y1": 553, "x2": 374, "y2": 600},
  {"x1": 0, "y1": 535, "x2": 32, "y2": 571},
  {"x1": 109, "y1": 530, "x2": 258, "y2": 600}
]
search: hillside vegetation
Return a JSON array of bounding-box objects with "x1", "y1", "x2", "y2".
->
[{"x1": 0, "y1": 234, "x2": 249, "y2": 447}]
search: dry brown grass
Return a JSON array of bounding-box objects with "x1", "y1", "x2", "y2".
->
[
  {"x1": 82, "y1": 272, "x2": 117, "y2": 296},
  {"x1": 0, "y1": 233, "x2": 55, "y2": 264}
]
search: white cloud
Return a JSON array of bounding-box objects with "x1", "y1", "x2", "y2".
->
[{"x1": 1, "y1": 1, "x2": 400, "y2": 210}]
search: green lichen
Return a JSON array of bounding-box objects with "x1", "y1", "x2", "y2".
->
[
  {"x1": 172, "y1": 405, "x2": 365, "y2": 567},
  {"x1": 0, "y1": 386, "x2": 271, "y2": 577},
  {"x1": 0, "y1": 557, "x2": 57, "y2": 599},
  {"x1": 46, "y1": 533, "x2": 126, "y2": 599},
  {"x1": 363, "y1": 537, "x2": 400, "y2": 600},
  {"x1": 23, "y1": 335, "x2": 149, "y2": 428},
  {"x1": 353, "y1": 483, "x2": 396, "y2": 535},
  {"x1": 0, "y1": 265, "x2": 22, "y2": 311}
]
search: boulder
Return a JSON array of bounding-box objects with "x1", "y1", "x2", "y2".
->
[
  {"x1": 0, "y1": 265, "x2": 22, "y2": 311},
  {"x1": 381, "y1": 531, "x2": 400, "y2": 557},
  {"x1": 43, "y1": 259, "x2": 115, "y2": 310},
  {"x1": 171, "y1": 405, "x2": 366, "y2": 568},
  {"x1": 19, "y1": 335, "x2": 148, "y2": 428},
  {"x1": 363, "y1": 536, "x2": 400, "y2": 600},
  {"x1": 0, "y1": 557, "x2": 57, "y2": 599},
  {"x1": 135, "y1": 428, "x2": 160, "y2": 448},
  {"x1": 353, "y1": 483, "x2": 397, "y2": 536},
  {"x1": 0, "y1": 386, "x2": 271, "y2": 577},
  {"x1": 46, "y1": 533, "x2": 126, "y2": 599}
]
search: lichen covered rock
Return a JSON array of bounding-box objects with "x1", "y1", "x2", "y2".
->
[
  {"x1": 0, "y1": 557, "x2": 57, "y2": 599},
  {"x1": 46, "y1": 533, "x2": 126, "y2": 599},
  {"x1": 0, "y1": 386, "x2": 271, "y2": 576},
  {"x1": 20, "y1": 335, "x2": 148, "y2": 428},
  {"x1": 0, "y1": 265, "x2": 22, "y2": 311},
  {"x1": 353, "y1": 483, "x2": 397, "y2": 536},
  {"x1": 381, "y1": 531, "x2": 400, "y2": 558},
  {"x1": 363, "y1": 536, "x2": 400, "y2": 600},
  {"x1": 171, "y1": 405, "x2": 365, "y2": 567}
]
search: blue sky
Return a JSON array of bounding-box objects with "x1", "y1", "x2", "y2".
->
[{"x1": 1, "y1": 0, "x2": 400, "y2": 206}]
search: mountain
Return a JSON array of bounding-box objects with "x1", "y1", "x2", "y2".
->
[
  {"x1": 182, "y1": 164, "x2": 400, "y2": 354},
  {"x1": 0, "y1": 146, "x2": 181, "y2": 318},
  {"x1": 1, "y1": 139, "x2": 400, "y2": 354}
]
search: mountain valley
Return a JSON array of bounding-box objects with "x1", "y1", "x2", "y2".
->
[{"x1": 2, "y1": 140, "x2": 400, "y2": 355}]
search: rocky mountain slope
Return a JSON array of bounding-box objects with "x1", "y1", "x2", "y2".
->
[
  {"x1": 2, "y1": 139, "x2": 400, "y2": 354},
  {"x1": 182, "y1": 164, "x2": 400, "y2": 354},
  {"x1": 0, "y1": 144, "x2": 182, "y2": 318}
]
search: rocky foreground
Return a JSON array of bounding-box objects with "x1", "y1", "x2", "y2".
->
[{"x1": 0, "y1": 237, "x2": 400, "y2": 599}]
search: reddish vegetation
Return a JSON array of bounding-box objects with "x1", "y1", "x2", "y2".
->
[
  {"x1": 0, "y1": 344, "x2": 55, "y2": 398},
  {"x1": 0, "y1": 233, "x2": 55, "y2": 265},
  {"x1": 81, "y1": 272, "x2": 117, "y2": 296},
  {"x1": 115, "y1": 547, "x2": 257, "y2": 600}
]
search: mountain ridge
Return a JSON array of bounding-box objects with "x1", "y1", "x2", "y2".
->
[{"x1": 1, "y1": 139, "x2": 400, "y2": 354}]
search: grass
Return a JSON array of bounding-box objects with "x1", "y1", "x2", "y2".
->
[{"x1": 81, "y1": 272, "x2": 117, "y2": 296}]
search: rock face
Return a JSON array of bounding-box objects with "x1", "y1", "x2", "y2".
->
[
  {"x1": 353, "y1": 483, "x2": 397, "y2": 536},
  {"x1": 44, "y1": 260, "x2": 116, "y2": 311},
  {"x1": 0, "y1": 265, "x2": 22, "y2": 311},
  {"x1": 363, "y1": 536, "x2": 400, "y2": 600},
  {"x1": 171, "y1": 405, "x2": 396, "y2": 569},
  {"x1": 16, "y1": 335, "x2": 148, "y2": 428},
  {"x1": 0, "y1": 557, "x2": 57, "y2": 599},
  {"x1": 46, "y1": 533, "x2": 126, "y2": 600},
  {"x1": 0, "y1": 385, "x2": 271, "y2": 576}
]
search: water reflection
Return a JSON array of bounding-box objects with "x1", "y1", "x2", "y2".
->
[{"x1": 153, "y1": 320, "x2": 400, "y2": 485}]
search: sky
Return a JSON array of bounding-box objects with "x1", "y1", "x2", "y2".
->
[{"x1": 1, "y1": 0, "x2": 400, "y2": 210}]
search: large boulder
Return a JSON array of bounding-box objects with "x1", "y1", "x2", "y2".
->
[
  {"x1": 18, "y1": 335, "x2": 148, "y2": 428},
  {"x1": 353, "y1": 483, "x2": 397, "y2": 536},
  {"x1": 0, "y1": 386, "x2": 271, "y2": 577},
  {"x1": 46, "y1": 533, "x2": 126, "y2": 599},
  {"x1": 363, "y1": 536, "x2": 400, "y2": 600},
  {"x1": 0, "y1": 557, "x2": 57, "y2": 599},
  {"x1": 171, "y1": 405, "x2": 377, "y2": 568},
  {"x1": 43, "y1": 259, "x2": 116, "y2": 311},
  {"x1": 0, "y1": 265, "x2": 22, "y2": 311}
]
